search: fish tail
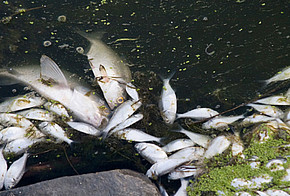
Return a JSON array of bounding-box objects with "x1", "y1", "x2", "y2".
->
[
  {"x1": 257, "y1": 79, "x2": 270, "y2": 89},
  {"x1": 170, "y1": 124, "x2": 185, "y2": 133},
  {"x1": 69, "y1": 141, "x2": 80, "y2": 151},
  {"x1": 159, "y1": 70, "x2": 176, "y2": 83},
  {"x1": 101, "y1": 129, "x2": 110, "y2": 141},
  {"x1": 158, "y1": 137, "x2": 167, "y2": 146}
]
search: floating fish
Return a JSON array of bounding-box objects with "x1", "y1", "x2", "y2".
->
[
  {"x1": 254, "y1": 95, "x2": 290, "y2": 105},
  {"x1": 169, "y1": 147, "x2": 204, "y2": 161},
  {"x1": 17, "y1": 108, "x2": 54, "y2": 121},
  {"x1": 102, "y1": 100, "x2": 142, "y2": 139},
  {"x1": 4, "y1": 137, "x2": 44, "y2": 155},
  {"x1": 159, "y1": 73, "x2": 177, "y2": 124},
  {"x1": 78, "y1": 32, "x2": 132, "y2": 109},
  {"x1": 0, "y1": 146, "x2": 7, "y2": 190},
  {"x1": 168, "y1": 165, "x2": 200, "y2": 180},
  {"x1": 174, "y1": 178, "x2": 190, "y2": 196},
  {"x1": 247, "y1": 103, "x2": 284, "y2": 118},
  {"x1": 146, "y1": 158, "x2": 188, "y2": 179},
  {"x1": 0, "y1": 113, "x2": 36, "y2": 130},
  {"x1": 231, "y1": 132, "x2": 245, "y2": 158},
  {"x1": 204, "y1": 136, "x2": 231, "y2": 159},
  {"x1": 135, "y1": 143, "x2": 168, "y2": 164},
  {"x1": 126, "y1": 82, "x2": 139, "y2": 101},
  {"x1": 38, "y1": 122, "x2": 73, "y2": 145},
  {"x1": 4, "y1": 152, "x2": 29, "y2": 189},
  {"x1": 202, "y1": 115, "x2": 244, "y2": 130},
  {"x1": 0, "y1": 55, "x2": 109, "y2": 128},
  {"x1": 176, "y1": 108, "x2": 219, "y2": 120},
  {"x1": 116, "y1": 128, "x2": 163, "y2": 144},
  {"x1": 67, "y1": 121, "x2": 102, "y2": 136},
  {"x1": 0, "y1": 126, "x2": 45, "y2": 143},
  {"x1": 241, "y1": 114, "x2": 276, "y2": 126},
  {"x1": 0, "y1": 92, "x2": 45, "y2": 113},
  {"x1": 43, "y1": 101, "x2": 70, "y2": 120},
  {"x1": 108, "y1": 113, "x2": 143, "y2": 137},
  {"x1": 264, "y1": 66, "x2": 290, "y2": 85},
  {"x1": 162, "y1": 139, "x2": 195, "y2": 153},
  {"x1": 172, "y1": 126, "x2": 211, "y2": 148}
]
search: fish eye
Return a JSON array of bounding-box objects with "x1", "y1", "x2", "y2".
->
[
  {"x1": 117, "y1": 97, "x2": 124, "y2": 104},
  {"x1": 103, "y1": 108, "x2": 110, "y2": 115}
]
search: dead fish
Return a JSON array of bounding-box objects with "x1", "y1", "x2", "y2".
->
[
  {"x1": 168, "y1": 165, "x2": 201, "y2": 180},
  {"x1": 126, "y1": 82, "x2": 139, "y2": 101},
  {"x1": 254, "y1": 95, "x2": 290, "y2": 105},
  {"x1": 174, "y1": 178, "x2": 190, "y2": 196},
  {"x1": 4, "y1": 137, "x2": 45, "y2": 155},
  {"x1": 264, "y1": 66, "x2": 290, "y2": 85},
  {"x1": 116, "y1": 128, "x2": 163, "y2": 144},
  {"x1": 146, "y1": 158, "x2": 188, "y2": 179},
  {"x1": 0, "y1": 55, "x2": 109, "y2": 128},
  {"x1": 202, "y1": 115, "x2": 244, "y2": 130},
  {"x1": 135, "y1": 143, "x2": 168, "y2": 164},
  {"x1": 204, "y1": 135, "x2": 231, "y2": 159},
  {"x1": 159, "y1": 72, "x2": 177, "y2": 124},
  {"x1": 17, "y1": 108, "x2": 54, "y2": 121},
  {"x1": 176, "y1": 108, "x2": 219, "y2": 120},
  {"x1": 247, "y1": 103, "x2": 283, "y2": 118},
  {"x1": 241, "y1": 114, "x2": 276, "y2": 126},
  {"x1": 78, "y1": 31, "x2": 132, "y2": 109},
  {"x1": 0, "y1": 92, "x2": 45, "y2": 112},
  {"x1": 169, "y1": 147, "x2": 205, "y2": 161},
  {"x1": 38, "y1": 122, "x2": 73, "y2": 145},
  {"x1": 162, "y1": 138, "x2": 195, "y2": 153},
  {"x1": 108, "y1": 113, "x2": 143, "y2": 137},
  {"x1": 172, "y1": 126, "x2": 211, "y2": 148},
  {"x1": 67, "y1": 121, "x2": 102, "y2": 136},
  {"x1": 102, "y1": 100, "x2": 142, "y2": 139},
  {"x1": 0, "y1": 126, "x2": 45, "y2": 143},
  {"x1": 0, "y1": 146, "x2": 7, "y2": 190},
  {"x1": 0, "y1": 113, "x2": 36, "y2": 130},
  {"x1": 43, "y1": 101, "x2": 70, "y2": 120},
  {"x1": 4, "y1": 152, "x2": 29, "y2": 189}
]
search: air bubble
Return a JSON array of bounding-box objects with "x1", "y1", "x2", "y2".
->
[{"x1": 43, "y1": 40, "x2": 52, "y2": 47}]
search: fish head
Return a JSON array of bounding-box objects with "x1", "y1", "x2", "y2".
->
[{"x1": 99, "y1": 79, "x2": 127, "y2": 110}]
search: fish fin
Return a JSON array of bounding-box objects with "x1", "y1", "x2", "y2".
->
[
  {"x1": 126, "y1": 82, "x2": 139, "y2": 101},
  {"x1": 159, "y1": 70, "x2": 176, "y2": 83},
  {"x1": 40, "y1": 55, "x2": 68, "y2": 87},
  {"x1": 69, "y1": 140, "x2": 81, "y2": 151},
  {"x1": 77, "y1": 31, "x2": 106, "y2": 55},
  {"x1": 0, "y1": 74, "x2": 20, "y2": 85}
]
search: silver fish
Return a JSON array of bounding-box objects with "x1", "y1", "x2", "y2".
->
[
  {"x1": 168, "y1": 165, "x2": 200, "y2": 180},
  {"x1": 146, "y1": 158, "x2": 188, "y2": 179},
  {"x1": 159, "y1": 73, "x2": 177, "y2": 124},
  {"x1": 162, "y1": 139, "x2": 195, "y2": 153},
  {"x1": 202, "y1": 115, "x2": 244, "y2": 130},
  {"x1": 78, "y1": 32, "x2": 132, "y2": 109},
  {"x1": 254, "y1": 95, "x2": 290, "y2": 105},
  {"x1": 116, "y1": 128, "x2": 163, "y2": 144},
  {"x1": 0, "y1": 113, "x2": 36, "y2": 129},
  {"x1": 102, "y1": 100, "x2": 142, "y2": 139},
  {"x1": 17, "y1": 108, "x2": 54, "y2": 121},
  {"x1": 135, "y1": 143, "x2": 168, "y2": 164},
  {"x1": 241, "y1": 114, "x2": 276, "y2": 126},
  {"x1": 264, "y1": 66, "x2": 290, "y2": 85},
  {"x1": 176, "y1": 108, "x2": 219, "y2": 120},
  {"x1": 174, "y1": 178, "x2": 190, "y2": 196},
  {"x1": 108, "y1": 113, "x2": 143, "y2": 137},
  {"x1": 204, "y1": 135, "x2": 231, "y2": 159},
  {"x1": 126, "y1": 82, "x2": 139, "y2": 101},
  {"x1": 0, "y1": 146, "x2": 7, "y2": 190},
  {"x1": 247, "y1": 103, "x2": 283, "y2": 118},
  {"x1": 43, "y1": 101, "x2": 70, "y2": 120},
  {"x1": 1, "y1": 127, "x2": 30, "y2": 143},
  {"x1": 0, "y1": 55, "x2": 109, "y2": 128},
  {"x1": 169, "y1": 147, "x2": 204, "y2": 161},
  {"x1": 4, "y1": 137, "x2": 44, "y2": 155},
  {"x1": 67, "y1": 121, "x2": 102, "y2": 136},
  {"x1": 172, "y1": 126, "x2": 211, "y2": 148},
  {"x1": 38, "y1": 122, "x2": 73, "y2": 145},
  {"x1": 4, "y1": 152, "x2": 29, "y2": 189},
  {"x1": 0, "y1": 92, "x2": 45, "y2": 112}
]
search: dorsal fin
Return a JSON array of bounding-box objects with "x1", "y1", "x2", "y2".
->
[{"x1": 40, "y1": 55, "x2": 68, "y2": 87}]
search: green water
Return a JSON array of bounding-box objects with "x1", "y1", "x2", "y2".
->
[{"x1": 0, "y1": 0, "x2": 289, "y2": 193}]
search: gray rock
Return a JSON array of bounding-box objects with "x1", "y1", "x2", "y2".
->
[{"x1": 0, "y1": 169, "x2": 160, "y2": 196}]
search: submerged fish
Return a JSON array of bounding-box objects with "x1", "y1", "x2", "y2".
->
[
  {"x1": 78, "y1": 32, "x2": 132, "y2": 109},
  {"x1": 159, "y1": 73, "x2": 177, "y2": 124},
  {"x1": 0, "y1": 92, "x2": 45, "y2": 113},
  {"x1": 4, "y1": 152, "x2": 29, "y2": 189},
  {"x1": 0, "y1": 55, "x2": 109, "y2": 128},
  {"x1": 0, "y1": 146, "x2": 7, "y2": 190},
  {"x1": 176, "y1": 108, "x2": 219, "y2": 120}
]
